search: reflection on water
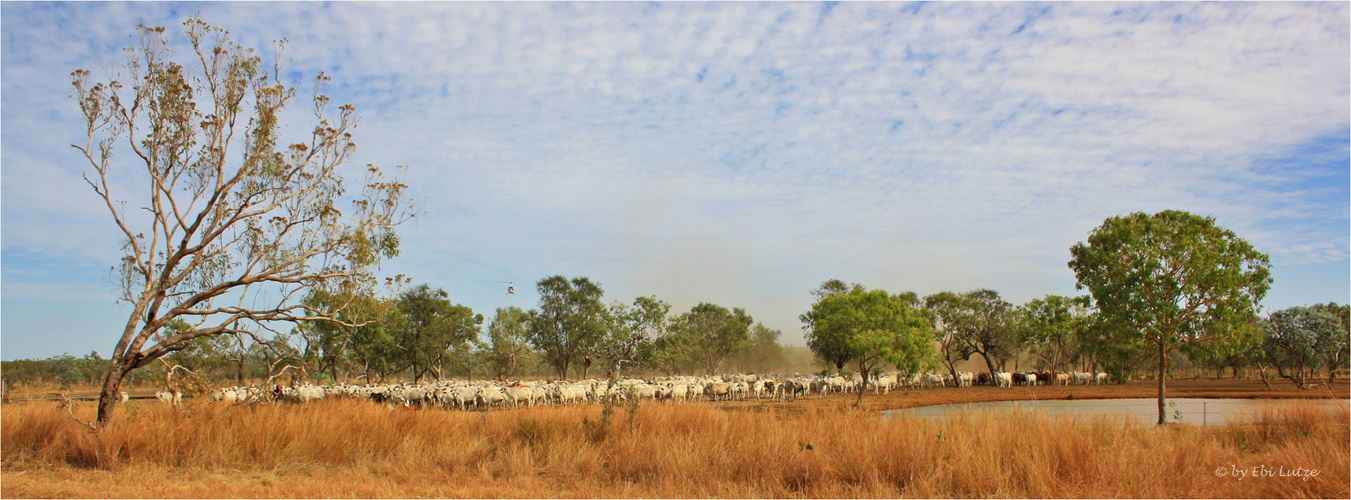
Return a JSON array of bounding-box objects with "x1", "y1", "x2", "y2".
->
[{"x1": 882, "y1": 398, "x2": 1350, "y2": 425}]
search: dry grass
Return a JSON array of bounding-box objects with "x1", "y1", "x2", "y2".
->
[{"x1": 1, "y1": 398, "x2": 1347, "y2": 498}]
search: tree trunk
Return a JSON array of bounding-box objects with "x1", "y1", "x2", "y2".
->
[
  {"x1": 980, "y1": 351, "x2": 999, "y2": 380},
  {"x1": 96, "y1": 358, "x2": 131, "y2": 425},
  {"x1": 854, "y1": 360, "x2": 871, "y2": 408},
  {"x1": 1274, "y1": 363, "x2": 1305, "y2": 389},
  {"x1": 1156, "y1": 340, "x2": 1167, "y2": 425}
]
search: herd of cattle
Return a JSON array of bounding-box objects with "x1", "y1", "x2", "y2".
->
[{"x1": 156, "y1": 370, "x2": 1109, "y2": 410}]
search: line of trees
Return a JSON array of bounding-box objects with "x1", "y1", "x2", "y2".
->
[
  {"x1": 805, "y1": 281, "x2": 1348, "y2": 385},
  {"x1": 798, "y1": 211, "x2": 1347, "y2": 422},
  {"x1": 2, "y1": 275, "x2": 793, "y2": 390}
]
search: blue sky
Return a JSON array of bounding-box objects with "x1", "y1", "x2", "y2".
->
[{"x1": 2, "y1": 1, "x2": 1348, "y2": 361}]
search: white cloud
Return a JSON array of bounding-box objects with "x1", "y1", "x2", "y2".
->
[{"x1": 2, "y1": 1, "x2": 1347, "y2": 357}]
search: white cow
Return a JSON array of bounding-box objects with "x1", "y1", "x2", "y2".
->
[
  {"x1": 994, "y1": 372, "x2": 1013, "y2": 388},
  {"x1": 925, "y1": 373, "x2": 945, "y2": 388},
  {"x1": 504, "y1": 385, "x2": 536, "y2": 407},
  {"x1": 155, "y1": 390, "x2": 181, "y2": 406},
  {"x1": 874, "y1": 374, "x2": 897, "y2": 394},
  {"x1": 957, "y1": 372, "x2": 974, "y2": 388}
]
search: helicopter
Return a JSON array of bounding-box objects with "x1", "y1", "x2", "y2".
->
[{"x1": 497, "y1": 281, "x2": 516, "y2": 295}]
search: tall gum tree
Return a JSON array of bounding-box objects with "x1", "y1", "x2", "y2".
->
[
  {"x1": 1069, "y1": 210, "x2": 1270, "y2": 424},
  {"x1": 680, "y1": 303, "x2": 753, "y2": 375},
  {"x1": 528, "y1": 276, "x2": 605, "y2": 380},
  {"x1": 72, "y1": 19, "x2": 412, "y2": 424}
]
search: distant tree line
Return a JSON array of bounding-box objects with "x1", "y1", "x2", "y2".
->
[
  {"x1": 2, "y1": 275, "x2": 793, "y2": 389},
  {"x1": 800, "y1": 279, "x2": 1348, "y2": 387}
]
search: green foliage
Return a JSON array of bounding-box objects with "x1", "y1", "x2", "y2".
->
[
  {"x1": 1069, "y1": 210, "x2": 1271, "y2": 354},
  {"x1": 597, "y1": 296, "x2": 672, "y2": 378},
  {"x1": 1260, "y1": 306, "x2": 1343, "y2": 389},
  {"x1": 810, "y1": 287, "x2": 934, "y2": 406},
  {"x1": 678, "y1": 303, "x2": 753, "y2": 375},
  {"x1": 72, "y1": 17, "x2": 412, "y2": 423},
  {"x1": 1017, "y1": 295, "x2": 1095, "y2": 372},
  {"x1": 1312, "y1": 302, "x2": 1349, "y2": 382},
  {"x1": 802, "y1": 279, "x2": 864, "y2": 373},
  {"x1": 923, "y1": 291, "x2": 977, "y2": 378},
  {"x1": 734, "y1": 323, "x2": 786, "y2": 374},
  {"x1": 1, "y1": 352, "x2": 112, "y2": 388},
  {"x1": 484, "y1": 306, "x2": 536, "y2": 379},
  {"x1": 390, "y1": 284, "x2": 483, "y2": 381},
  {"x1": 1069, "y1": 210, "x2": 1271, "y2": 422},
  {"x1": 925, "y1": 289, "x2": 1018, "y2": 375},
  {"x1": 528, "y1": 276, "x2": 607, "y2": 380}
]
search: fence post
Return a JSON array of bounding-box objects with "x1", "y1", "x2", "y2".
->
[{"x1": 1203, "y1": 402, "x2": 1207, "y2": 426}]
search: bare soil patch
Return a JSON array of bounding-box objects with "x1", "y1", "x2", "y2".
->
[{"x1": 711, "y1": 377, "x2": 1351, "y2": 417}]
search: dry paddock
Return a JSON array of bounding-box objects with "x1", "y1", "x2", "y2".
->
[{"x1": 1, "y1": 377, "x2": 1348, "y2": 498}]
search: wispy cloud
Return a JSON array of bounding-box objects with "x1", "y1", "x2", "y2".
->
[{"x1": 2, "y1": 2, "x2": 1346, "y2": 358}]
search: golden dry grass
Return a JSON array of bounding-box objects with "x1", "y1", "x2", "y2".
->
[{"x1": 1, "y1": 398, "x2": 1347, "y2": 498}]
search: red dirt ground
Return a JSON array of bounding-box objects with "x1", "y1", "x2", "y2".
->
[{"x1": 711, "y1": 377, "x2": 1351, "y2": 416}]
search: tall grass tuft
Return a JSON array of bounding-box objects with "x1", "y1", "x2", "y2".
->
[{"x1": 2, "y1": 398, "x2": 1347, "y2": 498}]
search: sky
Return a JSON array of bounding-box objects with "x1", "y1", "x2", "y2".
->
[{"x1": 2, "y1": 1, "x2": 1348, "y2": 361}]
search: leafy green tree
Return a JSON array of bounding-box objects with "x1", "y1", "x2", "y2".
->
[
  {"x1": 72, "y1": 19, "x2": 411, "y2": 424},
  {"x1": 596, "y1": 296, "x2": 671, "y2": 387},
  {"x1": 651, "y1": 324, "x2": 694, "y2": 376},
  {"x1": 1312, "y1": 302, "x2": 1349, "y2": 383},
  {"x1": 1069, "y1": 210, "x2": 1271, "y2": 424},
  {"x1": 390, "y1": 285, "x2": 483, "y2": 382},
  {"x1": 802, "y1": 279, "x2": 863, "y2": 374},
  {"x1": 1260, "y1": 306, "x2": 1342, "y2": 389},
  {"x1": 811, "y1": 287, "x2": 934, "y2": 407},
  {"x1": 484, "y1": 306, "x2": 535, "y2": 379},
  {"x1": 1018, "y1": 295, "x2": 1093, "y2": 373},
  {"x1": 924, "y1": 291, "x2": 978, "y2": 380},
  {"x1": 528, "y1": 276, "x2": 606, "y2": 380},
  {"x1": 298, "y1": 289, "x2": 394, "y2": 383},
  {"x1": 680, "y1": 303, "x2": 753, "y2": 375},
  {"x1": 346, "y1": 298, "x2": 399, "y2": 382},
  {"x1": 933, "y1": 289, "x2": 1019, "y2": 376},
  {"x1": 736, "y1": 323, "x2": 786, "y2": 374}
]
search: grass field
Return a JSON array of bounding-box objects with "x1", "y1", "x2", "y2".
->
[{"x1": 2, "y1": 396, "x2": 1347, "y2": 498}]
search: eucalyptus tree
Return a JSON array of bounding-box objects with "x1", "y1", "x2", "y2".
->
[
  {"x1": 1312, "y1": 302, "x2": 1349, "y2": 383},
  {"x1": 931, "y1": 289, "x2": 1019, "y2": 376},
  {"x1": 390, "y1": 285, "x2": 482, "y2": 382},
  {"x1": 597, "y1": 296, "x2": 671, "y2": 388},
  {"x1": 802, "y1": 279, "x2": 863, "y2": 374},
  {"x1": 300, "y1": 289, "x2": 395, "y2": 382},
  {"x1": 680, "y1": 303, "x2": 753, "y2": 375},
  {"x1": 1069, "y1": 210, "x2": 1271, "y2": 424},
  {"x1": 1018, "y1": 295, "x2": 1093, "y2": 373},
  {"x1": 484, "y1": 306, "x2": 535, "y2": 379},
  {"x1": 924, "y1": 291, "x2": 977, "y2": 381},
  {"x1": 810, "y1": 287, "x2": 934, "y2": 407},
  {"x1": 1260, "y1": 306, "x2": 1342, "y2": 389},
  {"x1": 528, "y1": 276, "x2": 606, "y2": 380},
  {"x1": 72, "y1": 19, "x2": 411, "y2": 424},
  {"x1": 737, "y1": 324, "x2": 786, "y2": 374}
]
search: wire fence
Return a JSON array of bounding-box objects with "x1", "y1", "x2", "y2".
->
[{"x1": 885, "y1": 398, "x2": 1351, "y2": 426}]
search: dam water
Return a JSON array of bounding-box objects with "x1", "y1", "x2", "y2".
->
[{"x1": 882, "y1": 398, "x2": 1350, "y2": 425}]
